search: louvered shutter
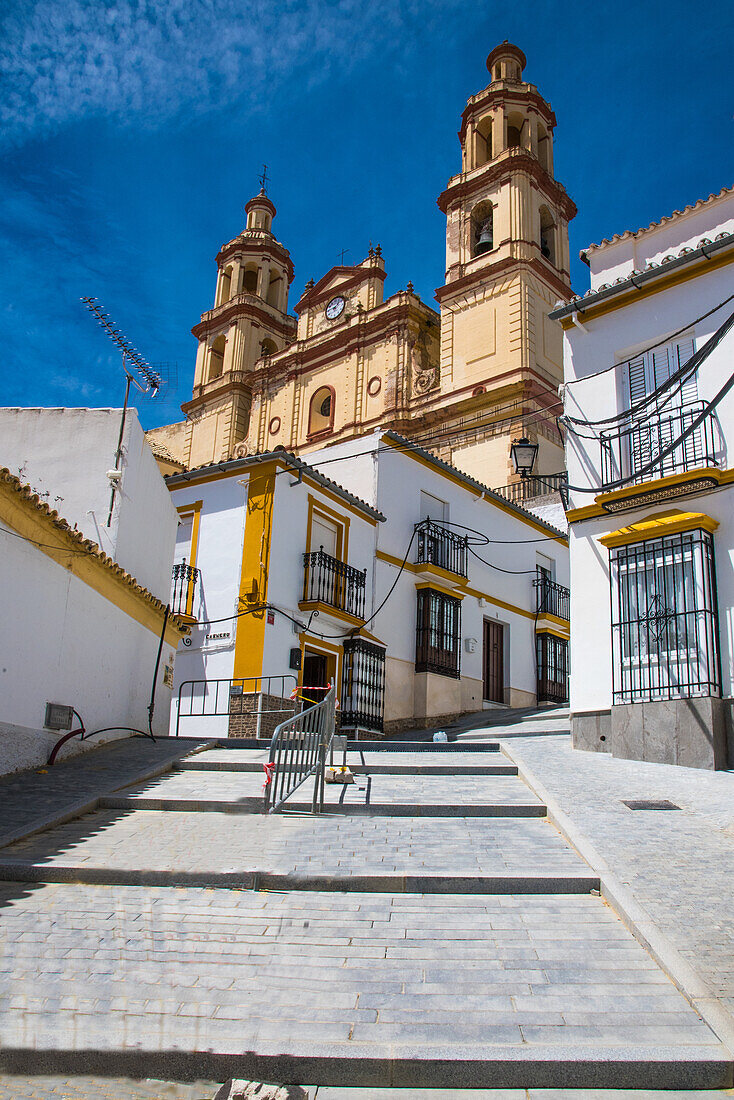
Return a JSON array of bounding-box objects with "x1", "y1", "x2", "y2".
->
[
  {"x1": 675, "y1": 337, "x2": 697, "y2": 405},
  {"x1": 627, "y1": 355, "x2": 650, "y2": 476}
]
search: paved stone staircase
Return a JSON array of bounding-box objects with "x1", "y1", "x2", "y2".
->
[{"x1": 0, "y1": 739, "x2": 730, "y2": 1092}]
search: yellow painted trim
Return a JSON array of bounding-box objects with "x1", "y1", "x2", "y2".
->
[
  {"x1": 381, "y1": 435, "x2": 568, "y2": 542},
  {"x1": 298, "y1": 600, "x2": 365, "y2": 628},
  {"x1": 595, "y1": 467, "x2": 726, "y2": 509},
  {"x1": 567, "y1": 467, "x2": 734, "y2": 524},
  {"x1": 298, "y1": 633, "x2": 342, "y2": 698},
  {"x1": 0, "y1": 479, "x2": 184, "y2": 647},
  {"x1": 536, "y1": 624, "x2": 571, "y2": 641},
  {"x1": 169, "y1": 460, "x2": 380, "y2": 525},
  {"x1": 376, "y1": 549, "x2": 536, "y2": 621},
  {"x1": 598, "y1": 509, "x2": 719, "y2": 549},
  {"x1": 415, "y1": 580, "x2": 466, "y2": 601},
  {"x1": 536, "y1": 611, "x2": 570, "y2": 630},
  {"x1": 415, "y1": 561, "x2": 466, "y2": 587},
  {"x1": 559, "y1": 246, "x2": 734, "y2": 328},
  {"x1": 176, "y1": 500, "x2": 203, "y2": 616},
  {"x1": 306, "y1": 494, "x2": 350, "y2": 560},
  {"x1": 232, "y1": 464, "x2": 276, "y2": 680}
]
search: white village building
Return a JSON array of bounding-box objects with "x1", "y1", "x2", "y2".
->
[
  {"x1": 550, "y1": 185, "x2": 734, "y2": 769},
  {"x1": 0, "y1": 408, "x2": 187, "y2": 774},
  {"x1": 166, "y1": 431, "x2": 569, "y2": 739}
]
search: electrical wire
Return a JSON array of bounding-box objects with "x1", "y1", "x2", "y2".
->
[
  {"x1": 563, "y1": 291, "x2": 734, "y2": 389},
  {"x1": 566, "y1": 367, "x2": 734, "y2": 494},
  {"x1": 563, "y1": 306, "x2": 734, "y2": 431}
]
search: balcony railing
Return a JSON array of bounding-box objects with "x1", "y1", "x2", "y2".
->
[
  {"x1": 534, "y1": 573, "x2": 570, "y2": 620},
  {"x1": 600, "y1": 402, "x2": 717, "y2": 487},
  {"x1": 414, "y1": 519, "x2": 468, "y2": 578},
  {"x1": 302, "y1": 549, "x2": 366, "y2": 619},
  {"x1": 492, "y1": 474, "x2": 569, "y2": 507},
  {"x1": 171, "y1": 561, "x2": 201, "y2": 619}
]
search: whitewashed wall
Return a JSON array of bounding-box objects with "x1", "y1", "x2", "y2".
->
[
  {"x1": 0, "y1": 517, "x2": 175, "y2": 775},
  {"x1": 0, "y1": 407, "x2": 177, "y2": 601},
  {"x1": 563, "y1": 195, "x2": 734, "y2": 715}
]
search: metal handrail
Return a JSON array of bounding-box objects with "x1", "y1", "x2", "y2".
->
[
  {"x1": 414, "y1": 518, "x2": 468, "y2": 577},
  {"x1": 533, "y1": 574, "x2": 570, "y2": 620},
  {"x1": 302, "y1": 549, "x2": 367, "y2": 619},
  {"x1": 175, "y1": 675, "x2": 298, "y2": 738},
  {"x1": 264, "y1": 684, "x2": 337, "y2": 814}
]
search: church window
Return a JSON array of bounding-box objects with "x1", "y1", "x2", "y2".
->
[
  {"x1": 471, "y1": 202, "x2": 494, "y2": 257},
  {"x1": 242, "y1": 265, "x2": 258, "y2": 294},
  {"x1": 208, "y1": 335, "x2": 226, "y2": 381},
  {"x1": 539, "y1": 206, "x2": 556, "y2": 265},
  {"x1": 308, "y1": 386, "x2": 335, "y2": 436}
]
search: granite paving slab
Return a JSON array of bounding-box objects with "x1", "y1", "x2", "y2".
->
[
  {"x1": 0, "y1": 738, "x2": 205, "y2": 847},
  {"x1": 501, "y1": 735, "x2": 734, "y2": 1017},
  {"x1": 101, "y1": 770, "x2": 544, "y2": 815},
  {"x1": 0, "y1": 1075, "x2": 218, "y2": 1098},
  {"x1": 0, "y1": 811, "x2": 586, "y2": 887},
  {"x1": 0, "y1": 884, "x2": 726, "y2": 1089}
]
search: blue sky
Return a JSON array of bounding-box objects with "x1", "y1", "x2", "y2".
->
[{"x1": 1, "y1": 0, "x2": 733, "y2": 431}]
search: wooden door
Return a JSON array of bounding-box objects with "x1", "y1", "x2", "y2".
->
[{"x1": 483, "y1": 620, "x2": 504, "y2": 703}]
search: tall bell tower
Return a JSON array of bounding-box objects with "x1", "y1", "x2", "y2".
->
[
  {"x1": 179, "y1": 190, "x2": 297, "y2": 468},
  {"x1": 434, "y1": 42, "x2": 577, "y2": 487}
]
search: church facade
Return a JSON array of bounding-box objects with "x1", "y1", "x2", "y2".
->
[{"x1": 148, "y1": 42, "x2": 576, "y2": 492}]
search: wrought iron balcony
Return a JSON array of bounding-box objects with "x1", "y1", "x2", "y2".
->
[
  {"x1": 414, "y1": 519, "x2": 468, "y2": 578},
  {"x1": 171, "y1": 561, "x2": 201, "y2": 620},
  {"x1": 600, "y1": 401, "x2": 718, "y2": 487},
  {"x1": 492, "y1": 473, "x2": 569, "y2": 508},
  {"x1": 534, "y1": 573, "x2": 570, "y2": 620},
  {"x1": 302, "y1": 549, "x2": 367, "y2": 620}
]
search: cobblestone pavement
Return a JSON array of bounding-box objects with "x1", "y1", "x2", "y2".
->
[
  {"x1": 499, "y1": 734, "x2": 734, "y2": 1015},
  {"x1": 2, "y1": 812, "x2": 583, "y2": 877},
  {"x1": 0, "y1": 738, "x2": 204, "y2": 847},
  {"x1": 0, "y1": 738, "x2": 731, "y2": 1090}
]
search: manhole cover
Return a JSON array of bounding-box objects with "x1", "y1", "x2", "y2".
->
[{"x1": 622, "y1": 799, "x2": 681, "y2": 811}]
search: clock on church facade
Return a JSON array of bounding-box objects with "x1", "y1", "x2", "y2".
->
[{"x1": 147, "y1": 41, "x2": 576, "y2": 492}]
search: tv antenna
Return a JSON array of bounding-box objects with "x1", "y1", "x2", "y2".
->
[{"x1": 80, "y1": 296, "x2": 162, "y2": 527}]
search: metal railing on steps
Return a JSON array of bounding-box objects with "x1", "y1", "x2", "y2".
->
[{"x1": 264, "y1": 684, "x2": 337, "y2": 814}]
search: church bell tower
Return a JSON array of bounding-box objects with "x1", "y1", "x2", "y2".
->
[
  {"x1": 180, "y1": 190, "x2": 297, "y2": 468},
  {"x1": 434, "y1": 42, "x2": 577, "y2": 487}
]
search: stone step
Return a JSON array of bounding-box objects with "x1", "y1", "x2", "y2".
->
[
  {"x1": 99, "y1": 796, "x2": 546, "y2": 817},
  {"x1": 0, "y1": 860, "x2": 600, "y2": 894},
  {"x1": 0, "y1": 884, "x2": 727, "y2": 1090},
  {"x1": 178, "y1": 760, "x2": 520, "y2": 776}
]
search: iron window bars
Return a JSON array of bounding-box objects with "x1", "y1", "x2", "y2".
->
[
  {"x1": 536, "y1": 633, "x2": 569, "y2": 704},
  {"x1": 611, "y1": 529, "x2": 720, "y2": 704},
  {"x1": 341, "y1": 638, "x2": 386, "y2": 733},
  {"x1": 416, "y1": 588, "x2": 462, "y2": 678},
  {"x1": 534, "y1": 570, "x2": 570, "y2": 620},
  {"x1": 600, "y1": 401, "x2": 718, "y2": 487},
  {"x1": 171, "y1": 561, "x2": 201, "y2": 618},
  {"x1": 415, "y1": 518, "x2": 468, "y2": 577},
  {"x1": 302, "y1": 549, "x2": 367, "y2": 619}
]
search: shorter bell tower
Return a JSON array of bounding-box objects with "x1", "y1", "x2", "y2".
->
[
  {"x1": 433, "y1": 42, "x2": 577, "y2": 488},
  {"x1": 180, "y1": 190, "x2": 297, "y2": 468}
]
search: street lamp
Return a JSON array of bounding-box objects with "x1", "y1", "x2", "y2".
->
[{"x1": 510, "y1": 437, "x2": 539, "y2": 479}]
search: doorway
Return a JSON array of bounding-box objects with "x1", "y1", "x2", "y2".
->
[
  {"x1": 483, "y1": 620, "x2": 504, "y2": 703},
  {"x1": 302, "y1": 649, "x2": 332, "y2": 706}
]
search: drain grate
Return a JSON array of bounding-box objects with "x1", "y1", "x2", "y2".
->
[{"x1": 622, "y1": 799, "x2": 681, "y2": 811}]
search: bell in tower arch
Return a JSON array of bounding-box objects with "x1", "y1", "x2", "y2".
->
[{"x1": 476, "y1": 215, "x2": 494, "y2": 255}]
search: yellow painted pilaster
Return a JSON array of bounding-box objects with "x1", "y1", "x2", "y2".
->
[{"x1": 232, "y1": 463, "x2": 277, "y2": 681}]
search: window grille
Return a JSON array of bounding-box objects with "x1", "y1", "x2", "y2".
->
[
  {"x1": 415, "y1": 588, "x2": 461, "y2": 678},
  {"x1": 611, "y1": 529, "x2": 720, "y2": 704},
  {"x1": 536, "y1": 633, "x2": 569, "y2": 704},
  {"x1": 341, "y1": 639, "x2": 386, "y2": 733},
  {"x1": 415, "y1": 519, "x2": 468, "y2": 577}
]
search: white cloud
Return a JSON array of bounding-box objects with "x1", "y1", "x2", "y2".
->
[{"x1": 0, "y1": 0, "x2": 459, "y2": 146}]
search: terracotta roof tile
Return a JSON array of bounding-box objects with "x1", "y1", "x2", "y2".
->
[{"x1": 581, "y1": 185, "x2": 734, "y2": 257}]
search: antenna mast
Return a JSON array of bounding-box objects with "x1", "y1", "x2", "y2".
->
[{"x1": 80, "y1": 297, "x2": 162, "y2": 527}]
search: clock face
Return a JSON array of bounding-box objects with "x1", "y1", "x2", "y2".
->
[{"x1": 325, "y1": 296, "x2": 345, "y2": 320}]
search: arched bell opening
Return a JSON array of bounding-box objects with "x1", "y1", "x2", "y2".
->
[
  {"x1": 217, "y1": 267, "x2": 232, "y2": 306},
  {"x1": 208, "y1": 334, "x2": 226, "y2": 381},
  {"x1": 471, "y1": 201, "x2": 494, "y2": 258},
  {"x1": 475, "y1": 117, "x2": 493, "y2": 168},
  {"x1": 537, "y1": 122, "x2": 550, "y2": 173},
  {"x1": 241, "y1": 264, "x2": 258, "y2": 295},
  {"x1": 539, "y1": 206, "x2": 556, "y2": 265},
  {"x1": 266, "y1": 271, "x2": 282, "y2": 309},
  {"x1": 260, "y1": 337, "x2": 277, "y2": 358}
]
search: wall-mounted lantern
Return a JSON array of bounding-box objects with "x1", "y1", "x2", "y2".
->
[{"x1": 510, "y1": 437, "x2": 539, "y2": 479}]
